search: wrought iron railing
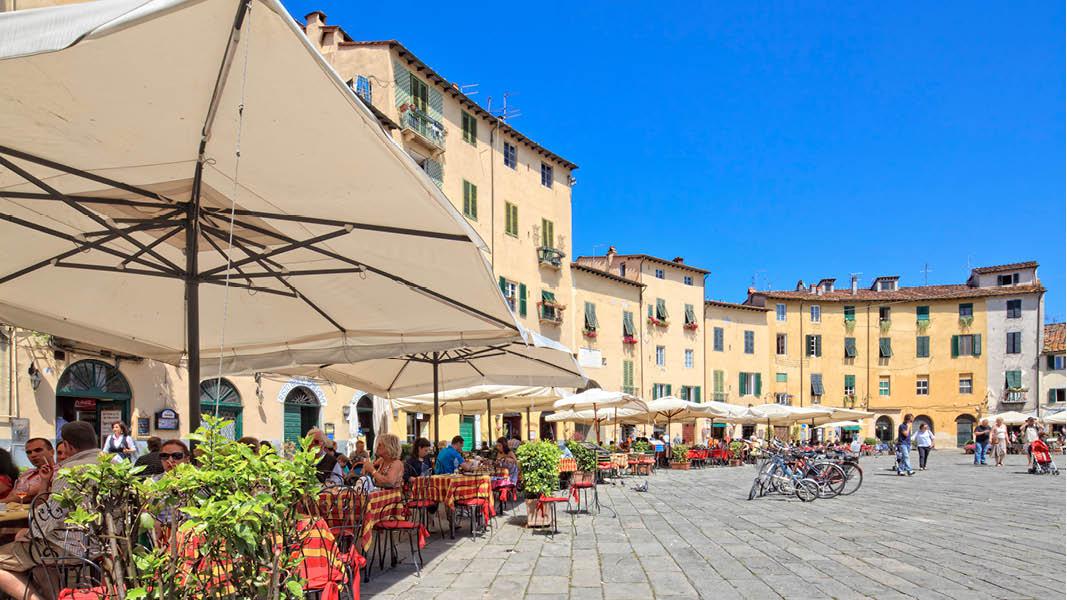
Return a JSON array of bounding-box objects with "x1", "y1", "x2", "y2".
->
[
  {"x1": 403, "y1": 108, "x2": 446, "y2": 149},
  {"x1": 537, "y1": 246, "x2": 565, "y2": 268}
]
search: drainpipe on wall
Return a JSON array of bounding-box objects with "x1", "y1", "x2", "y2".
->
[
  {"x1": 702, "y1": 274, "x2": 708, "y2": 403},
  {"x1": 638, "y1": 267, "x2": 645, "y2": 400},
  {"x1": 798, "y1": 301, "x2": 804, "y2": 407},
  {"x1": 489, "y1": 121, "x2": 499, "y2": 271},
  {"x1": 1036, "y1": 290, "x2": 1044, "y2": 417},
  {"x1": 865, "y1": 303, "x2": 871, "y2": 411}
]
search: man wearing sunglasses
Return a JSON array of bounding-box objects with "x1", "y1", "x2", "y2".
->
[{"x1": 0, "y1": 421, "x2": 101, "y2": 600}]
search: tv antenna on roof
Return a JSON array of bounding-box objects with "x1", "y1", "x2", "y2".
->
[
  {"x1": 487, "y1": 91, "x2": 522, "y2": 122},
  {"x1": 458, "y1": 83, "x2": 479, "y2": 96},
  {"x1": 920, "y1": 263, "x2": 934, "y2": 286}
]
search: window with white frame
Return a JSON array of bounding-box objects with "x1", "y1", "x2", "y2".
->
[
  {"x1": 684, "y1": 349, "x2": 694, "y2": 369},
  {"x1": 654, "y1": 269, "x2": 665, "y2": 279},
  {"x1": 684, "y1": 275, "x2": 693, "y2": 285},
  {"x1": 502, "y1": 280, "x2": 517, "y2": 311},
  {"x1": 744, "y1": 331, "x2": 755, "y2": 354},
  {"x1": 540, "y1": 162, "x2": 553, "y2": 188},
  {"x1": 916, "y1": 376, "x2": 929, "y2": 396},
  {"x1": 503, "y1": 142, "x2": 517, "y2": 169},
  {"x1": 776, "y1": 333, "x2": 787, "y2": 356},
  {"x1": 879, "y1": 376, "x2": 891, "y2": 396},
  {"x1": 652, "y1": 383, "x2": 670, "y2": 399},
  {"x1": 656, "y1": 346, "x2": 665, "y2": 367},
  {"x1": 776, "y1": 303, "x2": 786, "y2": 321},
  {"x1": 959, "y1": 374, "x2": 973, "y2": 394},
  {"x1": 810, "y1": 305, "x2": 821, "y2": 323}
]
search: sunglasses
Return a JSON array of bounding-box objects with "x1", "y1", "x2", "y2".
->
[{"x1": 159, "y1": 452, "x2": 187, "y2": 461}]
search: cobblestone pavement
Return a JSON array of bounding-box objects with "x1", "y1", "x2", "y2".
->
[{"x1": 362, "y1": 452, "x2": 1065, "y2": 599}]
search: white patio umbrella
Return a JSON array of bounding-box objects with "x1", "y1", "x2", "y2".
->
[
  {"x1": 1043, "y1": 411, "x2": 1066, "y2": 425},
  {"x1": 285, "y1": 328, "x2": 586, "y2": 443},
  {"x1": 0, "y1": 0, "x2": 519, "y2": 430},
  {"x1": 984, "y1": 411, "x2": 1038, "y2": 426},
  {"x1": 392, "y1": 384, "x2": 569, "y2": 441},
  {"x1": 820, "y1": 420, "x2": 864, "y2": 429},
  {"x1": 552, "y1": 388, "x2": 646, "y2": 443}
]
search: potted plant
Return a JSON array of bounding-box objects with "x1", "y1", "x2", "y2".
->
[
  {"x1": 582, "y1": 328, "x2": 598, "y2": 339},
  {"x1": 623, "y1": 335, "x2": 638, "y2": 345},
  {"x1": 844, "y1": 319, "x2": 856, "y2": 333},
  {"x1": 917, "y1": 319, "x2": 931, "y2": 332},
  {"x1": 683, "y1": 322, "x2": 699, "y2": 331},
  {"x1": 728, "y1": 441, "x2": 746, "y2": 466},
  {"x1": 670, "y1": 444, "x2": 691, "y2": 470},
  {"x1": 516, "y1": 440, "x2": 562, "y2": 527},
  {"x1": 959, "y1": 315, "x2": 974, "y2": 329},
  {"x1": 566, "y1": 441, "x2": 597, "y2": 484}
]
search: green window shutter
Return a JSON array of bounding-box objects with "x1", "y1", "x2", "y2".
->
[
  {"x1": 973, "y1": 334, "x2": 982, "y2": 356},
  {"x1": 498, "y1": 276, "x2": 506, "y2": 294},
  {"x1": 1048, "y1": 355, "x2": 1056, "y2": 369},
  {"x1": 648, "y1": 304, "x2": 654, "y2": 318},
  {"x1": 844, "y1": 374, "x2": 855, "y2": 389},
  {"x1": 428, "y1": 87, "x2": 443, "y2": 121},
  {"x1": 805, "y1": 335, "x2": 812, "y2": 356},
  {"x1": 754, "y1": 374, "x2": 762, "y2": 397},
  {"x1": 951, "y1": 335, "x2": 959, "y2": 358},
  {"x1": 471, "y1": 183, "x2": 477, "y2": 219},
  {"x1": 714, "y1": 370, "x2": 724, "y2": 392},
  {"x1": 844, "y1": 306, "x2": 855, "y2": 321},
  {"x1": 518, "y1": 283, "x2": 527, "y2": 317},
  {"x1": 917, "y1": 306, "x2": 929, "y2": 321},
  {"x1": 844, "y1": 337, "x2": 856, "y2": 358},
  {"x1": 584, "y1": 302, "x2": 598, "y2": 330},
  {"x1": 393, "y1": 62, "x2": 411, "y2": 108},
  {"x1": 916, "y1": 336, "x2": 929, "y2": 358},
  {"x1": 815, "y1": 335, "x2": 822, "y2": 357},
  {"x1": 623, "y1": 312, "x2": 635, "y2": 337},
  {"x1": 656, "y1": 298, "x2": 668, "y2": 320},
  {"x1": 694, "y1": 386, "x2": 701, "y2": 403},
  {"x1": 1050, "y1": 389, "x2": 1057, "y2": 403},
  {"x1": 684, "y1": 304, "x2": 696, "y2": 324},
  {"x1": 739, "y1": 373, "x2": 747, "y2": 395},
  {"x1": 541, "y1": 290, "x2": 555, "y2": 303},
  {"x1": 1006, "y1": 370, "x2": 1022, "y2": 389},
  {"x1": 879, "y1": 338, "x2": 892, "y2": 358},
  {"x1": 665, "y1": 384, "x2": 672, "y2": 397}
]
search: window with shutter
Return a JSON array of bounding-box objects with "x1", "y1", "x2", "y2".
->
[
  {"x1": 844, "y1": 337, "x2": 857, "y2": 358},
  {"x1": 694, "y1": 386, "x2": 701, "y2": 403},
  {"x1": 622, "y1": 311, "x2": 635, "y2": 338},
  {"x1": 754, "y1": 374, "x2": 762, "y2": 397},
  {"x1": 973, "y1": 334, "x2": 982, "y2": 356},
  {"x1": 1005, "y1": 370, "x2": 1022, "y2": 389},
  {"x1": 462, "y1": 180, "x2": 477, "y2": 219},
  {"x1": 462, "y1": 111, "x2": 477, "y2": 145},
  {"x1": 393, "y1": 63, "x2": 411, "y2": 108},
  {"x1": 815, "y1": 336, "x2": 822, "y2": 356},
  {"x1": 713, "y1": 327, "x2": 724, "y2": 351},
  {"x1": 744, "y1": 331, "x2": 755, "y2": 354},
  {"x1": 958, "y1": 303, "x2": 973, "y2": 317},
  {"x1": 1006, "y1": 299, "x2": 1022, "y2": 318},
  {"x1": 409, "y1": 74, "x2": 429, "y2": 113},
  {"x1": 916, "y1": 306, "x2": 930, "y2": 321},
  {"x1": 504, "y1": 202, "x2": 518, "y2": 236},
  {"x1": 541, "y1": 218, "x2": 554, "y2": 249},
  {"x1": 916, "y1": 336, "x2": 930, "y2": 358},
  {"x1": 739, "y1": 373, "x2": 747, "y2": 395},
  {"x1": 1006, "y1": 331, "x2": 1021, "y2": 354},
  {"x1": 879, "y1": 337, "x2": 892, "y2": 358},
  {"x1": 844, "y1": 374, "x2": 856, "y2": 396},
  {"x1": 844, "y1": 305, "x2": 855, "y2": 322},
  {"x1": 584, "y1": 302, "x2": 598, "y2": 331},
  {"x1": 656, "y1": 298, "x2": 668, "y2": 321},
  {"x1": 684, "y1": 304, "x2": 696, "y2": 325},
  {"x1": 811, "y1": 374, "x2": 824, "y2": 396},
  {"x1": 518, "y1": 283, "x2": 527, "y2": 317}
]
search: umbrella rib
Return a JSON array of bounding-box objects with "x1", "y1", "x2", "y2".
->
[
  {"x1": 0, "y1": 191, "x2": 177, "y2": 210},
  {"x1": 50, "y1": 262, "x2": 182, "y2": 280},
  {"x1": 200, "y1": 206, "x2": 473, "y2": 242},
  {"x1": 119, "y1": 224, "x2": 186, "y2": 268},
  {"x1": 0, "y1": 154, "x2": 184, "y2": 273},
  {"x1": 0, "y1": 146, "x2": 178, "y2": 203},
  {"x1": 212, "y1": 228, "x2": 346, "y2": 332},
  {"x1": 499, "y1": 347, "x2": 586, "y2": 378},
  {"x1": 385, "y1": 360, "x2": 412, "y2": 393},
  {"x1": 0, "y1": 210, "x2": 185, "y2": 285},
  {"x1": 218, "y1": 214, "x2": 517, "y2": 331},
  {"x1": 197, "y1": 226, "x2": 294, "y2": 296},
  {"x1": 202, "y1": 267, "x2": 367, "y2": 279},
  {"x1": 199, "y1": 226, "x2": 355, "y2": 277}
]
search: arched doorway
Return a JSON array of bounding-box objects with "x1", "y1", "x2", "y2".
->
[
  {"x1": 355, "y1": 395, "x2": 375, "y2": 452},
  {"x1": 57, "y1": 359, "x2": 131, "y2": 443},
  {"x1": 200, "y1": 378, "x2": 242, "y2": 440},
  {"x1": 955, "y1": 415, "x2": 975, "y2": 448},
  {"x1": 539, "y1": 411, "x2": 557, "y2": 441},
  {"x1": 283, "y1": 386, "x2": 320, "y2": 444},
  {"x1": 875, "y1": 416, "x2": 895, "y2": 443}
]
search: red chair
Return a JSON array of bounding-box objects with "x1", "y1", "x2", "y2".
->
[
  {"x1": 453, "y1": 488, "x2": 491, "y2": 539},
  {"x1": 367, "y1": 497, "x2": 427, "y2": 582},
  {"x1": 535, "y1": 493, "x2": 570, "y2": 535}
]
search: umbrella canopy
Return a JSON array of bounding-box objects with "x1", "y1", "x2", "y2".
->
[
  {"x1": 553, "y1": 388, "x2": 642, "y2": 411},
  {"x1": 1043, "y1": 411, "x2": 1066, "y2": 425},
  {"x1": 808, "y1": 408, "x2": 875, "y2": 426},
  {"x1": 393, "y1": 385, "x2": 567, "y2": 416},
  {"x1": 984, "y1": 411, "x2": 1038, "y2": 426},
  {"x1": 0, "y1": 0, "x2": 519, "y2": 430},
  {"x1": 740, "y1": 404, "x2": 834, "y2": 425},
  {"x1": 820, "y1": 421, "x2": 863, "y2": 429},
  {"x1": 545, "y1": 406, "x2": 646, "y2": 424}
]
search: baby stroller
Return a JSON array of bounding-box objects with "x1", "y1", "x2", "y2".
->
[{"x1": 1030, "y1": 439, "x2": 1059, "y2": 475}]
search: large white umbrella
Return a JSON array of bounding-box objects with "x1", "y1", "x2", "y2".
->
[
  {"x1": 0, "y1": 0, "x2": 519, "y2": 430},
  {"x1": 1043, "y1": 411, "x2": 1066, "y2": 425},
  {"x1": 985, "y1": 411, "x2": 1038, "y2": 426},
  {"x1": 551, "y1": 388, "x2": 646, "y2": 443},
  {"x1": 393, "y1": 384, "x2": 569, "y2": 441},
  {"x1": 285, "y1": 328, "x2": 586, "y2": 443}
]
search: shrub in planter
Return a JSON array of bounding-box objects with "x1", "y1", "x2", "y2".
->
[
  {"x1": 863, "y1": 437, "x2": 879, "y2": 446},
  {"x1": 566, "y1": 441, "x2": 598, "y2": 483},
  {"x1": 631, "y1": 440, "x2": 651, "y2": 455},
  {"x1": 670, "y1": 444, "x2": 691, "y2": 470},
  {"x1": 516, "y1": 441, "x2": 562, "y2": 527},
  {"x1": 728, "y1": 441, "x2": 747, "y2": 464}
]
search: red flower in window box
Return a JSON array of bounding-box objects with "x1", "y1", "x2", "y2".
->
[
  {"x1": 622, "y1": 336, "x2": 638, "y2": 345},
  {"x1": 583, "y1": 329, "x2": 598, "y2": 338},
  {"x1": 683, "y1": 322, "x2": 699, "y2": 331}
]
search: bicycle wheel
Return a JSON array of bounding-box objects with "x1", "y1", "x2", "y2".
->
[
  {"x1": 838, "y1": 462, "x2": 863, "y2": 496},
  {"x1": 809, "y1": 463, "x2": 847, "y2": 499},
  {"x1": 795, "y1": 478, "x2": 819, "y2": 502}
]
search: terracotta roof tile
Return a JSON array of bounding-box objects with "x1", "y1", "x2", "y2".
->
[
  {"x1": 1044, "y1": 323, "x2": 1065, "y2": 354},
  {"x1": 571, "y1": 263, "x2": 644, "y2": 288},
  {"x1": 705, "y1": 299, "x2": 769, "y2": 312},
  {"x1": 971, "y1": 261, "x2": 1038, "y2": 274},
  {"x1": 750, "y1": 283, "x2": 1044, "y2": 303}
]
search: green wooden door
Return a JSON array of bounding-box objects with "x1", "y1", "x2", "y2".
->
[
  {"x1": 284, "y1": 404, "x2": 302, "y2": 444},
  {"x1": 459, "y1": 416, "x2": 475, "y2": 451},
  {"x1": 203, "y1": 405, "x2": 242, "y2": 440}
]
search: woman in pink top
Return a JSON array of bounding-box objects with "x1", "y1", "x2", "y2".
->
[{"x1": 990, "y1": 417, "x2": 1008, "y2": 467}]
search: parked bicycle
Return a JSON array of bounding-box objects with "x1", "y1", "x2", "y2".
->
[{"x1": 748, "y1": 441, "x2": 863, "y2": 501}]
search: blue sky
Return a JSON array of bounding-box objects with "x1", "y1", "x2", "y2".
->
[{"x1": 287, "y1": 1, "x2": 1065, "y2": 320}]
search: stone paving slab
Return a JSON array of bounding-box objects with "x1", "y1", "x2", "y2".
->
[{"x1": 362, "y1": 453, "x2": 1065, "y2": 599}]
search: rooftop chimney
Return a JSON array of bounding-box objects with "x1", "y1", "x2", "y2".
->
[
  {"x1": 809, "y1": 284, "x2": 817, "y2": 294},
  {"x1": 851, "y1": 275, "x2": 858, "y2": 295},
  {"x1": 673, "y1": 257, "x2": 684, "y2": 264},
  {"x1": 747, "y1": 287, "x2": 756, "y2": 295},
  {"x1": 606, "y1": 246, "x2": 617, "y2": 270}
]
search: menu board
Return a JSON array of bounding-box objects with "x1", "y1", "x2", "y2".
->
[{"x1": 99, "y1": 409, "x2": 123, "y2": 442}]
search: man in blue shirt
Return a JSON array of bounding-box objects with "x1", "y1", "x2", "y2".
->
[{"x1": 434, "y1": 436, "x2": 467, "y2": 474}]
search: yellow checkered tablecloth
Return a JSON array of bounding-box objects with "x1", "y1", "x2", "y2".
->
[{"x1": 558, "y1": 457, "x2": 577, "y2": 473}]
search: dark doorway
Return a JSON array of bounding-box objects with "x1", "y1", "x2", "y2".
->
[
  {"x1": 875, "y1": 416, "x2": 895, "y2": 442},
  {"x1": 356, "y1": 395, "x2": 375, "y2": 452},
  {"x1": 56, "y1": 359, "x2": 131, "y2": 443},
  {"x1": 283, "y1": 386, "x2": 320, "y2": 444},
  {"x1": 539, "y1": 411, "x2": 557, "y2": 440}
]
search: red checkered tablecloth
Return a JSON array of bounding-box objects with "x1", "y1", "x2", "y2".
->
[
  {"x1": 409, "y1": 474, "x2": 494, "y2": 520},
  {"x1": 558, "y1": 457, "x2": 577, "y2": 473}
]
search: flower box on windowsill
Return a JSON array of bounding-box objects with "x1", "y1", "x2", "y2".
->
[
  {"x1": 582, "y1": 329, "x2": 597, "y2": 339},
  {"x1": 537, "y1": 301, "x2": 565, "y2": 325},
  {"x1": 916, "y1": 319, "x2": 931, "y2": 332},
  {"x1": 622, "y1": 336, "x2": 638, "y2": 345},
  {"x1": 959, "y1": 316, "x2": 974, "y2": 329},
  {"x1": 683, "y1": 322, "x2": 699, "y2": 331},
  {"x1": 879, "y1": 320, "x2": 892, "y2": 333},
  {"x1": 844, "y1": 319, "x2": 856, "y2": 332},
  {"x1": 648, "y1": 316, "x2": 669, "y2": 327}
]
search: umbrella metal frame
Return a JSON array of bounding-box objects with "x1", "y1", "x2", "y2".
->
[{"x1": 0, "y1": 1, "x2": 517, "y2": 431}]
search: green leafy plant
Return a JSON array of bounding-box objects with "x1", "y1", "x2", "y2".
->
[
  {"x1": 864, "y1": 437, "x2": 879, "y2": 446},
  {"x1": 516, "y1": 440, "x2": 562, "y2": 498},
  {"x1": 670, "y1": 444, "x2": 690, "y2": 463},
  {"x1": 55, "y1": 415, "x2": 321, "y2": 600},
  {"x1": 844, "y1": 319, "x2": 856, "y2": 333},
  {"x1": 959, "y1": 316, "x2": 974, "y2": 329},
  {"x1": 916, "y1": 319, "x2": 931, "y2": 332},
  {"x1": 631, "y1": 439, "x2": 651, "y2": 454},
  {"x1": 879, "y1": 319, "x2": 892, "y2": 333},
  {"x1": 566, "y1": 441, "x2": 597, "y2": 473},
  {"x1": 728, "y1": 441, "x2": 747, "y2": 459}
]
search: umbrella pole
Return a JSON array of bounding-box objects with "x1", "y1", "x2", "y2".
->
[
  {"x1": 487, "y1": 399, "x2": 493, "y2": 443},
  {"x1": 614, "y1": 407, "x2": 619, "y2": 447},
  {"x1": 186, "y1": 167, "x2": 202, "y2": 436},
  {"x1": 527, "y1": 406, "x2": 532, "y2": 441},
  {"x1": 432, "y1": 353, "x2": 440, "y2": 447},
  {"x1": 594, "y1": 403, "x2": 600, "y2": 444}
]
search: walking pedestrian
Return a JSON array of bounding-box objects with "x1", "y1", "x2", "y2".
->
[
  {"x1": 896, "y1": 414, "x2": 915, "y2": 476},
  {"x1": 991, "y1": 417, "x2": 1008, "y2": 467},
  {"x1": 973, "y1": 418, "x2": 991, "y2": 465},
  {"x1": 915, "y1": 423, "x2": 935, "y2": 470},
  {"x1": 1023, "y1": 417, "x2": 1043, "y2": 473}
]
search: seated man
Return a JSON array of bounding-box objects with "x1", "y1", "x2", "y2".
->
[
  {"x1": 309, "y1": 428, "x2": 344, "y2": 486},
  {"x1": 133, "y1": 436, "x2": 164, "y2": 477},
  {"x1": 0, "y1": 421, "x2": 101, "y2": 600},
  {"x1": 433, "y1": 436, "x2": 471, "y2": 475},
  {"x1": 0, "y1": 438, "x2": 56, "y2": 504}
]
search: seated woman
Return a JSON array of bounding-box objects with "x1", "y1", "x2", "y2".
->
[
  {"x1": 494, "y1": 437, "x2": 519, "y2": 485},
  {"x1": 403, "y1": 438, "x2": 433, "y2": 483},
  {"x1": 358, "y1": 433, "x2": 404, "y2": 490}
]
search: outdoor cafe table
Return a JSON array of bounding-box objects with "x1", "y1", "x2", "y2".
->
[
  {"x1": 408, "y1": 474, "x2": 494, "y2": 519},
  {"x1": 610, "y1": 453, "x2": 629, "y2": 470},
  {"x1": 316, "y1": 487, "x2": 405, "y2": 553},
  {"x1": 558, "y1": 457, "x2": 578, "y2": 473},
  {"x1": 0, "y1": 505, "x2": 30, "y2": 527}
]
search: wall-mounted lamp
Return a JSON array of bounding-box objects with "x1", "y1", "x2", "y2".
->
[{"x1": 27, "y1": 363, "x2": 41, "y2": 390}]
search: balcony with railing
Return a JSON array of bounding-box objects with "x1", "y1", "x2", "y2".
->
[
  {"x1": 538, "y1": 301, "x2": 564, "y2": 325},
  {"x1": 712, "y1": 392, "x2": 728, "y2": 403},
  {"x1": 401, "y1": 107, "x2": 446, "y2": 152},
  {"x1": 622, "y1": 386, "x2": 638, "y2": 396},
  {"x1": 537, "y1": 246, "x2": 565, "y2": 269},
  {"x1": 1002, "y1": 390, "x2": 1027, "y2": 405}
]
